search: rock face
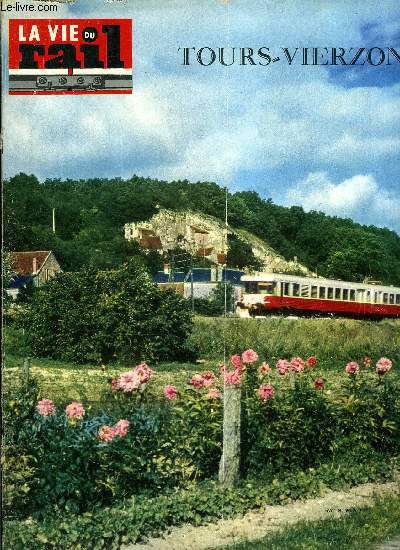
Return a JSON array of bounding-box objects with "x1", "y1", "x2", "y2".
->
[{"x1": 124, "y1": 209, "x2": 311, "y2": 274}]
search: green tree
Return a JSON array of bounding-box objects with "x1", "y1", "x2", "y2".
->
[
  {"x1": 227, "y1": 234, "x2": 263, "y2": 271},
  {"x1": 23, "y1": 259, "x2": 193, "y2": 364}
]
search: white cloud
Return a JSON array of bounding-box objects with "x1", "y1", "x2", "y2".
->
[
  {"x1": 2, "y1": 0, "x2": 399, "y2": 235},
  {"x1": 286, "y1": 172, "x2": 400, "y2": 231}
]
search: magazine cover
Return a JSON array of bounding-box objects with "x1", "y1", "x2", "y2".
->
[{"x1": 2, "y1": 1, "x2": 400, "y2": 548}]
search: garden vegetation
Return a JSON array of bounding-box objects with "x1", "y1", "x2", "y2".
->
[{"x1": 3, "y1": 351, "x2": 399, "y2": 548}]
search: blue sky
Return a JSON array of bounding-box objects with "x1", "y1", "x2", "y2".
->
[{"x1": 2, "y1": 0, "x2": 400, "y2": 232}]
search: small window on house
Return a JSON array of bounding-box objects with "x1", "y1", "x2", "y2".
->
[
  {"x1": 319, "y1": 287, "x2": 326, "y2": 299},
  {"x1": 311, "y1": 286, "x2": 318, "y2": 298},
  {"x1": 343, "y1": 289, "x2": 349, "y2": 300},
  {"x1": 350, "y1": 290, "x2": 356, "y2": 301},
  {"x1": 293, "y1": 283, "x2": 300, "y2": 297},
  {"x1": 335, "y1": 288, "x2": 341, "y2": 300},
  {"x1": 383, "y1": 293, "x2": 388, "y2": 304},
  {"x1": 327, "y1": 287, "x2": 333, "y2": 299},
  {"x1": 389, "y1": 294, "x2": 394, "y2": 304}
]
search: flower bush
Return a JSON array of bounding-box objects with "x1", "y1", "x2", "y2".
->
[
  {"x1": 345, "y1": 361, "x2": 360, "y2": 375},
  {"x1": 65, "y1": 401, "x2": 85, "y2": 420},
  {"x1": 36, "y1": 399, "x2": 55, "y2": 417},
  {"x1": 164, "y1": 385, "x2": 178, "y2": 400},
  {"x1": 376, "y1": 357, "x2": 392, "y2": 375},
  {"x1": 4, "y1": 352, "x2": 399, "y2": 522}
]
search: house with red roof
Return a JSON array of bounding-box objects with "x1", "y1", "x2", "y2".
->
[{"x1": 7, "y1": 250, "x2": 61, "y2": 299}]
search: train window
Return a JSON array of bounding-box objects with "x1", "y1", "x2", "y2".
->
[
  {"x1": 396, "y1": 295, "x2": 400, "y2": 305},
  {"x1": 335, "y1": 288, "x2": 341, "y2": 300},
  {"x1": 383, "y1": 293, "x2": 388, "y2": 304},
  {"x1": 258, "y1": 282, "x2": 276, "y2": 295},
  {"x1": 357, "y1": 289, "x2": 364, "y2": 301},
  {"x1": 301, "y1": 285, "x2": 309, "y2": 297},
  {"x1": 343, "y1": 289, "x2": 349, "y2": 300},
  {"x1": 350, "y1": 290, "x2": 356, "y2": 301},
  {"x1": 327, "y1": 287, "x2": 333, "y2": 299},
  {"x1": 245, "y1": 282, "x2": 258, "y2": 294},
  {"x1": 374, "y1": 292, "x2": 380, "y2": 304},
  {"x1": 389, "y1": 294, "x2": 394, "y2": 304},
  {"x1": 283, "y1": 282, "x2": 290, "y2": 296},
  {"x1": 293, "y1": 283, "x2": 300, "y2": 297},
  {"x1": 366, "y1": 291, "x2": 371, "y2": 302},
  {"x1": 311, "y1": 286, "x2": 318, "y2": 298},
  {"x1": 319, "y1": 287, "x2": 326, "y2": 299}
]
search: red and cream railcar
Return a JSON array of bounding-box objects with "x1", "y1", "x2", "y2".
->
[{"x1": 237, "y1": 273, "x2": 400, "y2": 318}]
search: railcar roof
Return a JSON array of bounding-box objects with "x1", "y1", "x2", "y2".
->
[{"x1": 241, "y1": 272, "x2": 400, "y2": 293}]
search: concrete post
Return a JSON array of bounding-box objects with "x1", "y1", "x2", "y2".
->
[
  {"x1": 22, "y1": 357, "x2": 31, "y2": 386},
  {"x1": 219, "y1": 384, "x2": 241, "y2": 487}
]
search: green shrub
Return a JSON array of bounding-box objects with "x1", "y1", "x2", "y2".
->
[
  {"x1": 2, "y1": 449, "x2": 37, "y2": 519},
  {"x1": 22, "y1": 259, "x2": 193, "y2": 364},
  {"x1": 243, "y1": 374, "x2": 336, "y2": 473},
  {"x1": 3, "y1": 372, "x2": 41, "y2": 517},
  {"x1": 3, "y1": 455, "x2": 397, "y2": 550},
  {"x1": 165, "y1": 386, "x2": 223, "y2": 480},
  {"x1": 332, "y1": 374, "x2": 400, "y2": 457}
]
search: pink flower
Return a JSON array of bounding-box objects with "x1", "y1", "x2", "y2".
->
[
  {"x1": 118, "y1": 370, "x2": 141, "y2": 392},
  {"x1": 219, "y1": 364, "x2": 228, "y2": 375},
  {"x1": 98, "y1": 425, "x2": 116, "y2": 442},
  {"x1": 314, "y1": 378, "x2": 325, "y2": 390},
  {"x1": 36, "y1": 399, "x2": 56, "y2": 417},
  {"x1": 230, "y1": 355, "x2": 242, "y2": 371},
  {"x1": 276, "y1": 359, "x2": 290, "y2": 375},
  {"x1": 307, "y1": 356, "x2": 317, "y2": 367},
  {"x1": 189, "y1": 374, "x2": 204, "y2": 388},
  {"x1": 65, "y1": 401, "x2": 85, "y2": 420},
  {"x1": 258, "y1": 384, "x2": 274, "y2": 401},
  {"x1": 345, "y1": 361, "x2": 359, "y2": 375},
  {"x1": 290, "y1": 357, "x2": 305, "y2": 372},
  {"x1": 242, "y1": 349, "x2": 259, "y2": 364},
  {"x1": 376, "y1": 357, "x2": 392, "y2": 375},
  {"x1": 164, "y1": 385, "x2": 178, "y2": 400},
  {"x1": 111, "y1": 378, "x2": 120, "y2": 391},
  {"x1": 201, "y1": 371, "x2": 216, "y2": 387},
  {"x1": 258, "y1": 362, "x2": 271, "y2": 376},
  {"x1": 134, "y1": 362, "x2": 153, "y2": 384},
  {"x1": 363, "y1": 356, "x2": 372, "y2": 367},
  {"x1": 223, "y1": 369, "x2": 242, "y2": 386},
  {"x1": 114, "y1": 419, "x2": 130, "y2": 437},
  {"x1": 205, "y1": 387, "x2": 221, "y2": 399}
]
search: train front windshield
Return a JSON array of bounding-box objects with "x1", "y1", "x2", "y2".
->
[{"x1": 245, "y1": 281, "x2": 276, "y2": 295}]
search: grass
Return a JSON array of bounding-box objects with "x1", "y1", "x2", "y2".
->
[
  {"x1": 190, "y1": 317, "x2": 400, "y2": 363},
  {"x1": 3, "y1": 322, "x2": 400, "y2": 409},
  {"x1": 2, "y1": 354, "x2": 211, "y2": 410},
  {"x1": 229, "y1": 493, "x2": 400, "y2": 550}
]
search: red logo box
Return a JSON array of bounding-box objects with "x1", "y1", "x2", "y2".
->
[{"x1": 9, "y1": 19, "x2": 132, "y2": 94}]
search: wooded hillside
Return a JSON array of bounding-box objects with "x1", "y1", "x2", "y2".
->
[{"x1": 4, "y1": 173, "x2": 400, "y2": 285}]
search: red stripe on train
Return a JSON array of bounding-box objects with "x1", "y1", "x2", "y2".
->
[{"x1": 263, "y1": 296, "x2": 400, "y2": 318}]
